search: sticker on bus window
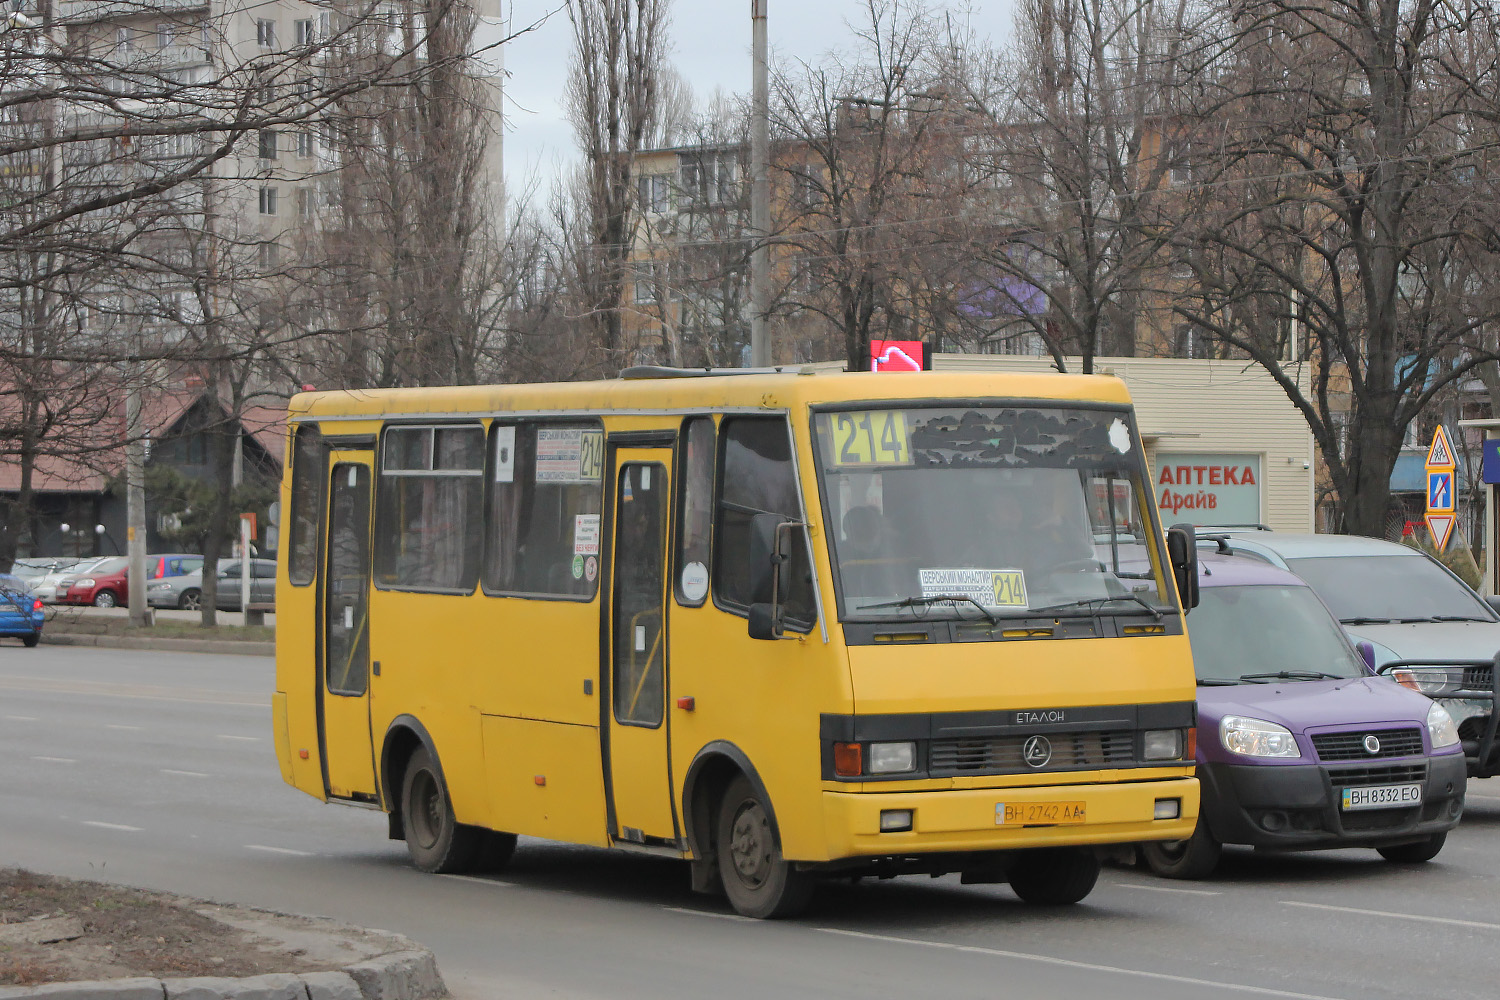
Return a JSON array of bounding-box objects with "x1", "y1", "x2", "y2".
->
[
  {"x1": 494, "y1": 426, "x2": 515, "y2": 483},
  {"x1": 680, "y1": 561, "x2": 709, "y2": 602},
  {"x1": 574, "y1": 514, "x2": 600, "y2": 555},
  {"x1": 826, "y1": 410, "x2": 912, "y2": 467},
  {"x1": 536, "y1": 428, "x2": 603, "y2": 483},
  {"x1": 918, "y1": 568, "x2": 1028, "y2": 609}
]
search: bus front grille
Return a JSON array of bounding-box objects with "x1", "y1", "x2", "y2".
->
[{"x1": 929, "y1": 730, "x2": 1136, "y2": 775}]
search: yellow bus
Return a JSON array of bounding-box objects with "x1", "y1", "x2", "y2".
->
[{"x1": 272, "y1": 367, "x2": 1202, "y2": 917}]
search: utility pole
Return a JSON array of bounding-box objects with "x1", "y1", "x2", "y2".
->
[{"x1": 749, "y1": 0, "x2": 771, "y2": 367}]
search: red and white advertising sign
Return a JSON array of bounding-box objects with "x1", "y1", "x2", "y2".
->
[
  {"x1": 1155, "y1": 454, "x2": 1262, "y2": 524},
  {"x1": 870, "y1": 339, "x2": 927, "y2": 372}
]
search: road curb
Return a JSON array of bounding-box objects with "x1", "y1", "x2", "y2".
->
[
  {"x1": 38, "y1": 633, "x2": 274, "y2": 657},
  {"x1": 0, "y1": 947, "x2": 447, "y2": 1000}
]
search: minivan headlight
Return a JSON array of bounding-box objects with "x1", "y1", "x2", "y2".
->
[
  {"x1": 1427, "y1": 702, "x2": 1460, "y2": 749},
  {"x1": 1220, "y1": 715, "x2": 1301, "y2": 758}
]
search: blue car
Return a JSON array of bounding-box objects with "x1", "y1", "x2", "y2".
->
[{"x1": 0, "y1": 574, "x2": 45, "y2": 647}]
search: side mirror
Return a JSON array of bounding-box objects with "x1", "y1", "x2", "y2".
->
[
  {"x1": 748, "y1": 603, "x2": 779, "y2": 640},
  {"x1": 1356, "y1": 641, "x2": 1376, "y2": 672},
  {"x1": 1166, "y1": 523, "x2": 1200, "y2": 611},
  {"x1": 1486, "y1": 595, "x2": 1500, "y2": 617},
  {"x1": 747, "y1": 512, "x2": 784, "y2": 606}
]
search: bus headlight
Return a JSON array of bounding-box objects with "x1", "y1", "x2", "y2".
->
[
  {"x1": 1220, "y1": 716, "x2": 1301, "y2": 758},
  {"x1": 868, "y1": 741, "x2": 916, "y2": 774},
  {"x1": 1143, "y1": 729, "x2": 1184, "y2": 760}
]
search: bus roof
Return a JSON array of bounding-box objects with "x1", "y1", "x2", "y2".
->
[{"x1": 287, "y1": 368, "x2": 1135, "y2": 423}]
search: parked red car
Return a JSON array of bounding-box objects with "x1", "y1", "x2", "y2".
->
[{"x1": 56, "y1": 556, "x2": 130, "y2": 607}]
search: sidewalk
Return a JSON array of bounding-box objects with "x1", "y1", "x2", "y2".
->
[{"x1": 39, "y1": 607, "x2": 274, "y2": 657}]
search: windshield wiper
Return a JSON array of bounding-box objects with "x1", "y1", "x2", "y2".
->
[
  {"x1": 1339, "y1": 617, "x2": 1393, "y2": 625},
  {"x1": 1415, "y1": 615, "x2": 1492, "y2": 623},
  {"x1": 1030, "y1": 594, "x2": 1165, "y2": 620},
  {"x1": 1197, "y1": 678, "x2": 1241, "y2": 686},
  {"x1": 1238, "y1": 670, "x2": 1346, "y2": 682},
  {"x1": 857, "y1": 594, "x2": 999, "y2": 625}
]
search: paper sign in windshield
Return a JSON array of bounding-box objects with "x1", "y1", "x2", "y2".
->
[
  {"x1": 919, "y1": 568, "x2": 1028, "y2": 608},
  {"x1": 536, "y1": 428, "x2": 604, "y2": 483}
]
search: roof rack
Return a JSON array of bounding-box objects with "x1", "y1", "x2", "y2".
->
[{"x1": 619, "y1": 365, "x2": 809, "y2": 379}]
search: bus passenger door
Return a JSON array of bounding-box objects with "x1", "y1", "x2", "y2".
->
[
  {"x1": 319, "y1": 456, "x2": 378, "y2": 801},
  {"x1": 604, "y1": 448, "x2": 678, "y2": 845}
]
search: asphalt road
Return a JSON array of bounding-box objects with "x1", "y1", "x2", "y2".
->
[{"x1": 2, "y1": 645, "x2": 1497, "y2": 999}]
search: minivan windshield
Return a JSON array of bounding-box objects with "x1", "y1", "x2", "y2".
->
[
  {"x1": 1189, "y1": 584, "x2": 1367, "y2": 683},
  {"x1": 814, "y1": 405, "x2": 1173, "y2": 620},
  {"x1": 1286, "y1": 554, "x2": 1496, "y2": 624}
]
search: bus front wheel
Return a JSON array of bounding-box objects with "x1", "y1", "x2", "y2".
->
[
  {"x1": 400, "y1": 746, "x2": 482, "y2": 874},
  {"x1": 1007, "y1": 848, "x2": 1100, "y2": 905},
  {"x1": 715, "y1": 775, "x2": 814, "y2": 919}
]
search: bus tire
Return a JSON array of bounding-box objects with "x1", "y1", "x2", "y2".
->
[
  {"x1": 400, "y1": 746, "x2": 481, "y2": 873},
  {"x1": 1008, "y1": 848, "x2": 1100, "y2": 905},
  {"x1": 715, "y1": 775, "x2": 814, "y2": 919},
  {"x1": 1378, "y1": 832, "x2": 1446, "y2": 863},
  {"x1": 1140, "y1": 820, "x2": 1222, "y2": 879}
]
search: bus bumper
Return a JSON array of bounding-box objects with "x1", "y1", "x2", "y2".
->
[{"x1": 818, "y1": 777, "x2": 1199, "y2": 859}]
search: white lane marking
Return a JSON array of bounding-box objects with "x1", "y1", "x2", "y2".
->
[
  {"x1": 216, "y1": 734, "x2": 259, "y2": 742},
  {"x1": 107, "y1": 724, "x2": 143, "y2": 731},
  {"x1": 1464, "y1": 792, "x2": 1500, "y2": 801},
  {"x1": 664, "y1": 906, "x2": 755, "y2": 923},
  {"x1": 161, "y1": 769, "x2": 209, "y2": 778},
  {"x1": 817, "y1": 928, "x2": 1348, "y2": 1000},
  {"x1": 438, "y1": 874, "x2": 514, "y2": 887},
  {"x1": 245, "y1": 844, "x2": 315, "y2": 857},
  {"x1": 4, "y1": 715, "x2": 38, "y2": 721},
  {"x1": 1111, "y1": 881, "x2": 1223, "y2": 897},
  {"x1": 1281, "y1": 900, "x2": 1500, "y2": 931},
  {"x1": 31, "y1": 755, "x2": 75, "y2": 763},
  {"x1": 82, "y1": 821, "x2": 142, "y2": 832}
]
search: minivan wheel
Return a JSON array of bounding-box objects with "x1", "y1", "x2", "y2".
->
[
  {"x1": 92, "y1": 590, "x2": 117, "y2": 608},
  {"x1": 1141, "y1": 820, "x2": 1223, "y2": 879},
  {"x1": 1008, "y1": 847, "x2": 1101, "y2": 904},
  {"x1": 178, "y1": 590, "x2": 201, "y2": 611},
  {"x1": 1378, "y1": 832, "x2": 1446, "y2": 863}
]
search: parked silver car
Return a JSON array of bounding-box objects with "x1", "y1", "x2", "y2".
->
[
  {"x1": 147, "y1": 559, "x2": 276, "y2": 611},
  {"x1": 31, "y1": 558, "x2": 103, "y2": 604}
]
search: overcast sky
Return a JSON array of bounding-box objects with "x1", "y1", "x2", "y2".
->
[{"x1": 495, "y1": 1, "x2": 1017, "y2": 201}]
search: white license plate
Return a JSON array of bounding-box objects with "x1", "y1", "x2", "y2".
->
[{"x1": 1340, "y1": 783, "x2": 1423, "y2": 811}]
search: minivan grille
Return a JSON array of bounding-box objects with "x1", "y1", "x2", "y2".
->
[
  {"x1": 929, "y1": 730, "x2": 1134, "y2": 775},
  {"x1": 1326, "y1": 763, "x2": 1427, "y2": 788},
  {"x1": 1312, "y1": 728, "x2": 1423, "y2": 762}
]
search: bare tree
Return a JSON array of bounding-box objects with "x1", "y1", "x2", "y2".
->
[
  {"x1": 565, "y1": 0, "x2": 670, "y2": 374},
  {"x1": 1174, "y1": 0, "x2": 1500, "y2": 536}
]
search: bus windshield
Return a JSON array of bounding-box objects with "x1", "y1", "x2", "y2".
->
[{"x1": 814, "y1": 405, "x2": 1174, "y2": 620}]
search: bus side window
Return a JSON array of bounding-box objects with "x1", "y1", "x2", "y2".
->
[
  {"x1": 287, "y1": 423, "x2": 325, "y2": 586},
  {"x1": 484, "y1": 422, "x2": 603, "y2": 599},
  {"x1": 713, "y1": 417, "x2": 815, "y2": 628},
  {"x1": 373, "y1": 425, "x2": 484, "y2": 592},
  {"x1": 674, "y1": 417, "x2": 714, "y2": 606}
]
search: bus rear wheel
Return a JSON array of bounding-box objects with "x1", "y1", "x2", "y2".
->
[
  {"x1": 715, "y1": 775, "x2": 814, "y2": 919},
  {"x1": 1008, "y1": 847, "x2": 1100, "y2": 905},
  {"x1": 401, "y1": 746, "x2": 482, "y2": 874}
]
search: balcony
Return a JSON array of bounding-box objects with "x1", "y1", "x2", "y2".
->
[{"x1": 59, "y1": 1, "x2": 209, "y2": 23}]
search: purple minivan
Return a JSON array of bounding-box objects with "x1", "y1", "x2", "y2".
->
[{"x1": 1141, "y1": 554, "x2": 1467, "y2": 878}]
